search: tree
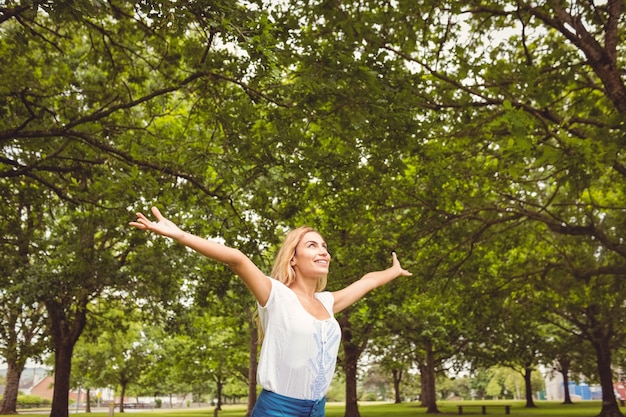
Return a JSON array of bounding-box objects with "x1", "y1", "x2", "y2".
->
[
  {"x1": 1, "y1": 2, "x2": 279, "y2": 416},
  {"x1": 97, "y1": 322, "x2": 153, "y2": 412},
  {"x1": 71, "y1": 337, "x2": 103, "y2": 413},
  {"x1": 380, "y1": 286, "x2": 466, "y2": 414},
  {"x1": 303, "y1": 2, "x2": 626, "y2": 415},
  {"x1": 367, "y1": 333, "x2": 413, "y2": 404},
  {"x1": 173, "y1": 310, "x2": 250, "y2": 412},
  {"x1": 3, "y1": 2, "x2": 626, "y2": 417},
  {"x1": 136, "y1": 332, "x2": 192, "y2": 408},
  {"x1": 530, "y1": 236, "x2": 626, "y2": 416},
  {"x1": 540, "y1": 322, "x2": 598, "y2": 405},
  {"x1": 71, "y1": 302, "x2": 158, "y2": 413},
  {"x1": 0, "y1": 179, "x2": 49, "y2": 415}
]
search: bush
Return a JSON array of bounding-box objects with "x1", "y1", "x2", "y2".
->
[
  {"x1": 17, "y1": 394, "x2": 50, "y2": 408},
  {"x1": 361, "y1": 392, "x2": 378, "y2": 402}
]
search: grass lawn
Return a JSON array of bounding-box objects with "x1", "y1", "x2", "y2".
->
[{"x1": 16, "y1": 400, "x2": 618, "y2": 417}]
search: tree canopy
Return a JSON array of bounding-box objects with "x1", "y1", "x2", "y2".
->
[{"x1": 1, "y1": 1, "x2": 625, "y2": 417}]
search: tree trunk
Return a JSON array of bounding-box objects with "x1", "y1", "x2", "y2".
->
[
  {"x1": 591, "y1": 337, "x2": 624, "y2": 417},
  {"x1": 119, "y1": 380, "x2": 128, "y2": 413},
  {"x1": 46, "y1": 299, "x2": 88, "y2": 417},
  {"x1": 340, "y1": 313, "x2": 367, "y2": 417},
  {"x1": 523, "y1": 366, "x2": 536, "y2": 408},
  {"x1": 245, "y1": 308, "x2": 258, "y2": 417},
  {"x1": 86, "y1": 388, "x2": 91, "y2": 413},
  {"x1": 0, "y1": 359, "x2": 26, "y2": 414},
  {"x1": 559, "y1": 357, "x2": 573, "y2": 405},
  {"x1": 392, "y1": 369, "x2": 402, "y2": 404},
  {"x1": 50, "y1": 339, "x2": 74, "y2": 417},
  {"x1": 418, "y1": 339, "x2": 439, "y2": 414},
  {"x1": 216, "y1": 375, "x2": 223, "y2": 411},
  {"x1": 343, "y1": 337, "x2": 361, "y2": 417}
]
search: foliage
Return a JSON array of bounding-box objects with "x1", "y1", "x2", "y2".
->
[
  {"x1": 9, "y1": 395, "x2": 51, "y2": 408},
  {"x1": 2, "y1": 1, "x2": 626, "y2": 417}
]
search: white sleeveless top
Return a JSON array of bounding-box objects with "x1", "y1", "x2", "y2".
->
[{"x1": 257, "y1": 277, "x2": 342, "y2": 400}]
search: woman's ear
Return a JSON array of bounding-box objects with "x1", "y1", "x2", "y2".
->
[{"x1": 290, "y1": 258, "x2": 295, "y2": 265}]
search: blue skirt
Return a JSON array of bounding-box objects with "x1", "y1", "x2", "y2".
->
[{"x1": 251, "y1": 389, "x2": 326, "y2": 417}]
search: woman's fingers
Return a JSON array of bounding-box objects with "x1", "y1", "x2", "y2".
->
[
  {"x1": 392, "y1": 251, "x2": 412, "y2": 276},
  {"x1": 129, "y1": 211, "x2": 152, "y2": 229},
  {"x1": 151, "y1": 206, "x2": 164, "y2": 221}
]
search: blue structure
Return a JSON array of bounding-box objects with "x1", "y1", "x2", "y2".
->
[{"x1": 567, "y1": 382, "x2": 603, "y2": 400}]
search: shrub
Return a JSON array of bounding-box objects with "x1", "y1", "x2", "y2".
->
[{"x1": 17, "y1": 394, "x2": 50, "y2": 408}]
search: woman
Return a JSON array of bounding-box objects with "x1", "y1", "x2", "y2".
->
[{"x1": 130, "y1": 206, "x2": 411, "y2": 417}]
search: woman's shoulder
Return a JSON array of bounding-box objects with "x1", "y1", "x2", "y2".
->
[
  {"x1": 267, "y1": 276, "x2": 287, "y2": 287},
  {"x1": 315, "y1": 290, "x2": 334, "y2": 307},
  {"x1": 266, "y1": 277, "x2": 293, "y2": 297}
]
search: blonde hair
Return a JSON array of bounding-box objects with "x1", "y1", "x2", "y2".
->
[
  {"x1": 271, "y1": 226, "x2": 328, "y2": 292},
  {"x1": 256, "y1": 226, "x2": 328, "y2": 343}
]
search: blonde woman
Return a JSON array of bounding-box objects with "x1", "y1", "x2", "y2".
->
[{"x1": 130, "y1": 206, "x2": 411, "y2": 417}]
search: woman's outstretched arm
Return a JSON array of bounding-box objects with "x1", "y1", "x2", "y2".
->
[
  {"x1": 130, "y1": 206, "x2": 271, "y2": 305},
  {"x1": 331, "y1": 252, "x2": 412, "y2": 313}
]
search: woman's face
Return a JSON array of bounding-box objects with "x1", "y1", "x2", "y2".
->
[{"x1": 291, "y1": 231, "x2": 331, "y2": 279}]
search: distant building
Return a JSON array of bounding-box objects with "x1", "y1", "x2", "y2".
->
[
  {"x1": 0, "y1": 367, "x2": 92, "y2": 404},
  {"x1": 28, "y1": 375, "x2": 55, "y2": 400},
  {"x1": 544, "y1": 370, "x2": 620, "y2": 401}
]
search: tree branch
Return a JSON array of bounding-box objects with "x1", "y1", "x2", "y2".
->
[{"x1": 0, "y1": 5, "x2": 31, "y2": 26}]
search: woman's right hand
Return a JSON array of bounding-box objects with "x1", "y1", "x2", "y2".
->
[
  {"x1": 129, "y1": 206, "x2": 184, "y2": 240},
  {"x1": 131, "y1": 205, "x2": 273, "y2": 306}
]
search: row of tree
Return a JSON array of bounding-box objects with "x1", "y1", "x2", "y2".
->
[
  {"x1": 66, "y1": 302, "x2": 249, "y2": 411},
  {"x1": 1, "y1": 1, "x2": 625, "y2": 417},
  {"x1": 69, "y1": 313, "x2": 546, "y2": 408}
]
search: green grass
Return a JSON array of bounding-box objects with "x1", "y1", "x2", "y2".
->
[{"x1": 16, "y1": 400, "x2": 618, "y2": 417}]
